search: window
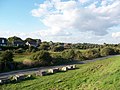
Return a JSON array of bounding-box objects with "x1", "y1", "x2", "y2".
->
[{"x1": 2, "y1": 39, "x2": 5, "y2": 43}]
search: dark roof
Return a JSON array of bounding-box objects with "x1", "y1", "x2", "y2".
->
[
  {"x1": 0, "y1": 38, "x2": 7, "y2": 40},
  {"x1": 27, "y1": 41, "x2": 37, "y2": 45},
  {"x1": 13, "y1": 41, "x2": 24, "y2": 45}
]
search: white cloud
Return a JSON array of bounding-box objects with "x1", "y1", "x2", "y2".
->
[
  {"x1": 0, "y1": 31, "x2": 42, "y2": 40},
  {"x1": 31, "y1": 0, "x2": 120, "y2": 35},
  {"x1": 112, "y1": 32, "x2": 120, "y2": 38},
  {"x1": 79, "y1": 0, "x2": 89, "y2": 4},
  {"x1": 30, "y1": 0, "x2": 120, "y2": 43},
  {"x1": 1, "y1": 30, "x2": 120, "y2": 43}
]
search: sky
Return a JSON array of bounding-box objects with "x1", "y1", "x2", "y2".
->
[{"x1": 0, "y1": 0, "x2": 120, "y2": 44}]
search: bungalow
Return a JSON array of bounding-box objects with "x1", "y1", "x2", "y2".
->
[
  {"x1": 12, "y1": 41, "x2": 25, "y2": 46},
  {"x1": 26, "y1": 39, "x2": 41, "y2": 47},
  {"x1": 0, "y1": 38, "x2": 7, "y2": 46},
  {"x1": 26, "y1": 41, "x2": 38, "y2": 47}
]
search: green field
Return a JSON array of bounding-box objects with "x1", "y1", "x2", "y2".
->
[
  {"x1": 13, "y1": 54, "x2": 31, "y2": 62},
  {"x1": 1, "y1": 56, "x2": 120, "y2": 90}
]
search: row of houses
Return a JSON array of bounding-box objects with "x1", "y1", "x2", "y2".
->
[{"x1": 0, "y1": 37, "x2": 41, "y2": 47}]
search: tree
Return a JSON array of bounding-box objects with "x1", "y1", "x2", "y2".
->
[
  {"x1": 25, "y1": 38, "x2": 36, "y2": 42},
  {"x1": 8, "y1": 36, "x2": 23, "y2": 45},
  {"x1": 39, "y1": 42, "x2": 50, "y2": 50},
  {"x1": 0, "y1": 50, "x2": 14, "y2": 70},
  {"x1": 30, "y1": 50, "x2": 52, "y2": 66}
]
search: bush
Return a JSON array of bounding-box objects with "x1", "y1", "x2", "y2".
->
[
  {"x1": 62, "y1": 49, "x2": 75, "y2": 60},
  {"x1": 30, "y1": 50, "x2": 52, "y2": 66},
  {"x1": 74, "y1": 51, "x2": 85, "y2": 61},
  {"x1": 14, "y1": 48, "x2": 24, "y2": 53},
  {"x1": 39, "y1": 42, "x2": 49, "y2": 50},
  {"x1": 84, "y1": 49, "x2": 100, "y2": 59},
  {"x1": 23, "y1": 59, "x2": 34, "y2": 67},
  {"x1": 113, "y1": 48, "x2": 120, "y2": 54},
  {"x1": 100, "y1": 47, "x2": 115, "y2": 56},
  {"x1": 51, "y1": 53, "x2": 65, "y2": 65},
  {"x1": 0, "y1": 61, "x2": 3, "y2": 72},
  {"x1": 0, "y1": 50, "x2": 14, "y2": 71},
  {"x1": 16, "y1": 63, "x2": 25, "y2": 69},
  {"x1": 52, "y1": 45, "x2": 64, "y2": 52},
  {"x1": 0, "y1": 50, "x2": 14, "y2": 62},
  {"x1": 28, "y1": 46, "x2": 36, "y2": 52}
]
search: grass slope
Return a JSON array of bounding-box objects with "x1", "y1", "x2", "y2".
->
[{"x1": 1, "y1": 56, "x2": 120, "y2": 90}]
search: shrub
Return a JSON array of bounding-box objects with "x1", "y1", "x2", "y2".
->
[
  {"x1": 28, "y1": 46, "x2": 35, "y2": 52},
  {"x1": 0, "y1": 50, "x2": 14, "y2": 62},
  {"x1": 74, "y1": 51, "x2": 85, "y2": 61},
  {"x1": 30, "y1": 50, "x2": 52, "y2": 66},
  {"x1": 16, "y1": 63, "x2": 25, "y2": 69},
  {"x1": 39, "y1": 42, "x2": 49, "y2": 50},
  {"x1": 84, "y1": 49, "x2": 100, "y2": 59},
  {"x1": 113, "y1": 48, "x2": 120, "y2": 54},
  {"x1": 23, "y1": 59, "x2": 34, "y2": 67},
  {"x1": 51, "y1": 53, "x2": 65, "y2": 65},
  {"x1": 52, "y1": 45, "x2": 64, "y2": 52},
  {"x1": 0, "y1": 50, "x2": 14, "y2": 71},
  {"x1": 62, "y1": 49, "x2": 75, "y2": 60},
  {"x1": 15, "y1": 48, "x2": 24, "y2": 53},
  {"x1": 100, "y1": 47, "x2": 115, "y2": 56}
]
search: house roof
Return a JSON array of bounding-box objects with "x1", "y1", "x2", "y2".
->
[
  {"x1": 0, "y1": 38, "x2": 7, "y2": 40},
  {"x1": 26, "y1": 41, "x2": 37, "y2": 45},
  {"x1": 13, "y1": 41, "x2": 24, "y2": 45}
]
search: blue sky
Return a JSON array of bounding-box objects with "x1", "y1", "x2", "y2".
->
[
  {"x1": 0, "y1": 0, "x2": 45, "y2": 32},
  {"x1": 0, "y1": 0, "x2": 120, "y2": 43}
]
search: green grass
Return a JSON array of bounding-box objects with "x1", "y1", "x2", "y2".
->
[
  {"x1": 13, "y1": 54, "x2": 31, "y2": 62},
  {"x1": 1, "y1": 56, "x2": 120, "y2": 90}
]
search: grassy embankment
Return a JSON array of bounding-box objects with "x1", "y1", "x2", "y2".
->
[{"x1": 1, "y1": 56, "x2": 120, "y2": 90}]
